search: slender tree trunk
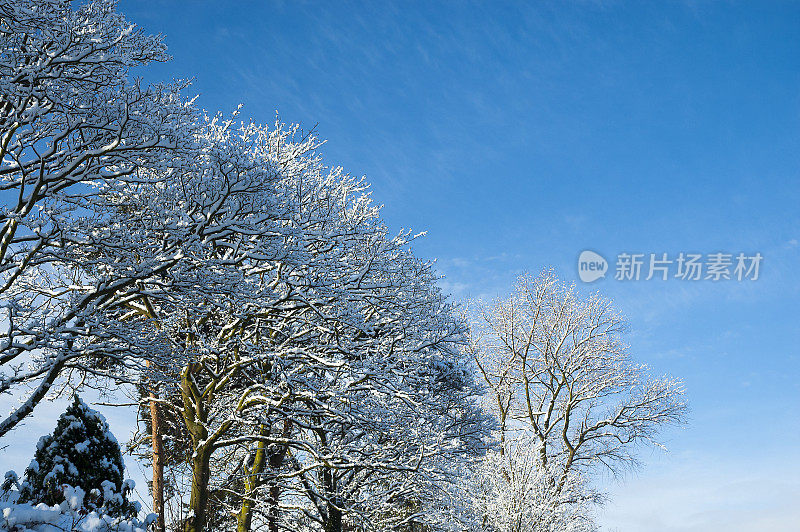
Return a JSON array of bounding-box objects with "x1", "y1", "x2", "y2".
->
[
  {"x1": 180, "y1": 363, "x2": 211, "y2": 532},
  {"x1": 184, "y1": 447, "x2": 211, "y2": 532},
  {"x1": 237, "y1": 425, "x2": 269, "y2": 532},
  {"x1": 237, "y1": 419, "x2": 291, "y2": 532},
  {"x1": 322, "y1": 466, "x2": 342, "y2": 532},
  {"x1": 266, "y1": 425, "x2": 290, "y2": 532},
  {"x1": 324, "y1": 497, "x2": 342, "y2": 532},
  {"x1": 149, "y1": 392, "x2": 166, "y2": 532},
  {"x1": 315, "y1": 424, "x2": 343, "y2": 532},
  {"x1": 142, "y1": 306, "x2": 166, "y2": 531},
  {"x1": 267, "y1": 482, "x2": 281, "y2": 532},
  {"x1": 325, "y1": 507, "x2": 342, "y2": 532}
]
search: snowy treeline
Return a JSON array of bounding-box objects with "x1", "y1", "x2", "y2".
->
[{"x1": 0, "y1": 1, "x2": 687, "y2": 531}]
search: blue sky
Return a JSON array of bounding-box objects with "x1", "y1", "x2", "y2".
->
[{"x1": 4, "y1": 1, "x2": 799, "y2": 530}]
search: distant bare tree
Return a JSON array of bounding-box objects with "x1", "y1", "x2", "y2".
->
[{"x1": 469, "y1": 270, "x2": 687, "y2": 524}]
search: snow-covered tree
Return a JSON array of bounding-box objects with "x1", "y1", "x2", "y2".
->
[
  {"x1": 0, "y1": 0, "x2": 196, "y2": 439},
  {"x1": 0, "y1": 4, "x2": 558, "y2": 531},
  {"x1": 105, "y1": 114, "x2": 492, "y2": 532},
  {"x1": 16, "y1": 396, "x2": 137, "y2": 519},
  {"x1": 469, "y1": 436, "x2": 598, "y2": 532},
  {"x1": 468, "y1": 270, "x2": 688, "y2": 524},
  {"x1": 1, "y1": 480, "x2": 154, "y2": 532}
]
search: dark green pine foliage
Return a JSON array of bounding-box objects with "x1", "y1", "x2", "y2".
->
[{"x1": 18, "y1": 396, "x2": 137, "y2": 517}]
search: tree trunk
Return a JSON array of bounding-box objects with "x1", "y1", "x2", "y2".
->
[
  {"x1": 237, "y1": 425, "x2": 269, "y2": 532},
  {"x1": 324, "y1": 499, "x2": 342, "y2": 532},
  {"x1": 267, "y1": 482, "x2": 281, "y2": 532},
  {"x1": 322, "y1": 465, "x2": 342, "y2": 532},
  {"x1": 184, "y1": 447, "x2": 211, "y2": 532},
  {"x1": 149, "y1": 393, "x2": 166, "y2": 532},
  {"x1": 236, "y1": 420, "x2": 291, "y2": 532},
  {"x1": 180, "y1": 363, "x2": 211, "y2": 532},
  {"x1": 266, "y1": 435, "x2": 289, "y2": 532}
]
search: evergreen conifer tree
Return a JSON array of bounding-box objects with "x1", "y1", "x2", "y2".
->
[{"x1": 18, "y1": 396, "x2": 137, "y2": 518}]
